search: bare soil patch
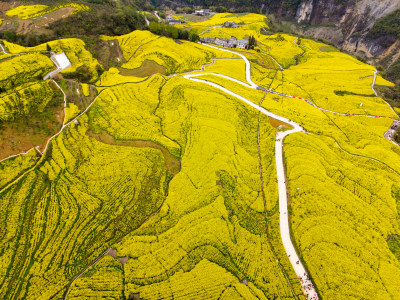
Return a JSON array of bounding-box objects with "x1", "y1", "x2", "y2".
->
[
  {"x1": 59, "y1": 79, "x2": 97, "y2": 113},
  {"x1": 269, "y1": 117, "x2": 293, "y2": 130},
  {"x1": 1, "y1": 6, "x2": 74, "y2": 34},
  {"x1": 118, "y1": 256, "x2": 129, "y2": 264},
  {"x1": 106, "y1": 249, "x2": 117, "y2": 258},
  {"x1": 0, "y1": 81, "x2": 64, "y2": 160},
  {"x1": 96, "y1": 39, "x2": 126, "y2": 69},
  {"x1": 118, "y1": 60, "x2": 166, "y2": 77},
  {"x1": 0, "y1": 1, "x2": 17, "y2": 13}
]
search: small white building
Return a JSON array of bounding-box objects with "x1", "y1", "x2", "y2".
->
[
  {"x1": 52, "y1": 52, "x2": 72, "y2": 70},
  {"x1": 166, "y1": 15, "x2": 174, "y2": 21},
  {"x1": 194, "y1": 9, "x2": 210, "y2": 16},
  {"x1": 44, "y1": 52, "x2": 72, "y2": 80},
  {"x1": 237, "y1": 39, "x2": 249, "y2": 49}
]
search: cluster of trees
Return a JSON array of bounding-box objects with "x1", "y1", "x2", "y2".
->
[
  {"x1": 50, "y1": 8, "x2": 146, "y2": 38},
  {"x1": 154, "y1": 0, "x2": 305, "y2": 15},
  {"x1": 0, "y1": 6, "x2": 147, "y2": 49},
  {"x1": 0, "y1": 31, "x2": 50, "y2": 48},
  {"x1": 149, "y1": 21, "x2": 199, "y2": 42},
  {"x1": 248, "y1": 35, "x2": 256, "y2": 48},
  {"x1": 368, "y1": 9, "x2": 400, "y2": 41}
]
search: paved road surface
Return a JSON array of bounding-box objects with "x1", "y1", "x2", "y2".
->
[
  {"x1": 183, "y1": 69, "x2": 318, "y2": 299},
  {"x1": 186, "y1": 43, "x2": 400, "y2": 299}
]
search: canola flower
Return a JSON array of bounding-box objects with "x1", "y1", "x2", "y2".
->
[
  {"x1": 5, "y1": 5, "x2": 48, "y2": 19},
  {"x1": 5, "y1": 3, "x2": 89, "y2": 20},
  {"x1": 1, "y1": 12, "x2": 400, "y2": 300},
  {"x1": 64, "y1": 102, "x2": 80, "y2": 124}
]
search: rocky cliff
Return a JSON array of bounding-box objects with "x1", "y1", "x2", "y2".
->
[
  {"x1": 163, "y1": 0, "x2": 400, "y2": 78},
  {"x1": 293, "y1": 0, "x2": 400, "y2": 66}
]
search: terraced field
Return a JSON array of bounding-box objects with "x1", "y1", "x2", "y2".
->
[
  {"x1": 5, "y1": 3, "x2": 89, "y2": 20},
  {"x1": 1, "y1": 12, "x2": 400, "y2": 300}
]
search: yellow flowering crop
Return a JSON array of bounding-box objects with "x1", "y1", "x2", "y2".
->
[
  {"x1": 5, "y1": 3, "x2": 89, "y2": 20},
  {"x1": 0, "y1": 149, "x2": 39, "y2": 189},
  {"x1": 64, "y1": 102, "x2": 80, "y2": 124},
  {"x1": 81, "y1": 83, "x2": 90, "y2": 97},
  {"x1": 5, "y1": 5, "x2": 48, "y2": 19}
]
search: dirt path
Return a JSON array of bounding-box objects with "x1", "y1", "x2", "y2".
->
[{"x1": 0, "y1": 43, "x2": 9, "y2": 54}]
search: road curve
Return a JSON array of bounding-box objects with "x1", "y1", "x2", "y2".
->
[
  {"x1": 187, "y1": 43, "x2": 399, "y2": 299},
  {"x1": 200, "y1": 43, "x2": 258, "y2": 88},
  {"x1": 183, "y1": 50, "x2": 319, "y2": 299}
]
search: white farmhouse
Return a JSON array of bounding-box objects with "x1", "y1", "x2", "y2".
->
[
  {"x1": 227, "y1": 37, "x2": 237, "y2": 47},
  {"x1": 194, "y1": 9, "x2": 210, "y2": 16},
  {"x1": 237, "y1": 39, "x2": 249, "y2": 49}
]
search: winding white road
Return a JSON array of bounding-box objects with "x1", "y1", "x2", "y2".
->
[
  {"x1": 1, "y1": 37, "x2": 398, "y2": 300},
  {"x1": 184, "y1": 44, "x2": 319, "y2": 300},
  {"x1": 185, "y1": 43, "x2": 399, "y2": 299}
]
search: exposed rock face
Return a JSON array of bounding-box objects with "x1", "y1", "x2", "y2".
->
[
  {"x1": 296, "y1": 0, "x2": 314, "y2": 24},
  {"x1": 294, "y1": 0, "x2": 400, "y2": 60}
]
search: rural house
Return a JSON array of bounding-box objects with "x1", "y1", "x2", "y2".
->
[
  {"x1": 227, "y1": 37, "x2": 238, "y2": 47},
  {"x1": 201, "y1": 37, "x2": 216, "y2": 44},
  {"x1": 237, "y1": 39, "x2": 249, "y2": 49},
  {"x1": 214, "y1": 38, "x2": 228, "y2": 47},
  {"x1": 200, "y1": 37, "x2": 238, "y2": 48},
  {"x1": 194, "y1": 9, "x2": 210, "y2": 16}
]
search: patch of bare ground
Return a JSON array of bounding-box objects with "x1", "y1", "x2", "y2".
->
[
  {"x1": 0, "y1": 81, "x2": 64, "y2": 160},
  {"x1": 106, "y1": 249, "x2": 117, "y2": 258},
  {"x1": 269, "y1": 117, "x2": 294, "y2": 130},
  {"x1": 2, "y1": 7, "x2": 74, "y2": 35},
  {"x1": 0, "y1": 1, "x2": 17, "y2": 13},
  {"x1": 118, "y1": 256, "x2": 129, "y2": 264},
  {"x1": 118, "y1": 60, "x2": 166, "y2": 77},
  {"x1": 251, "y1": 55, "x2": 276, "y2": 69},
  {"x1": 96, "y1": 39, "x2": 126, "y2": 69},
  {"x1": 86, "y1": 130, "x2": 181, "y2": 176}
]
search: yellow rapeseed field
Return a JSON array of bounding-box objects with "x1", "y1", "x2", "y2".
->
[
  {"x1": 67, "y1": 77, "x2": 302, "y2": 298},
  {"x1": 5, "y1": 3, "x2": 89, "y2": 20},
  {"x1": 5, "y1": 5, "x2": 48, "y2": 19},
  {"x1": 1, "y1": 12, "x2": 400, "y2": 300}
]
